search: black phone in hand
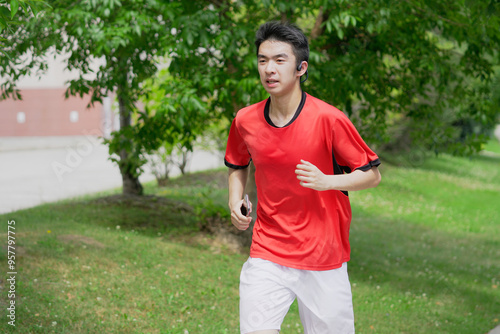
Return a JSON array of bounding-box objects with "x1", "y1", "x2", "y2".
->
[{"x1": 240, "y1": 194, "x2": 250, "y2": 217}]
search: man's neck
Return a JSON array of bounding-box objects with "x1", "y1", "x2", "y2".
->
[{"x1": 269, "y1": 85, "x2": 303, "y2": 127}]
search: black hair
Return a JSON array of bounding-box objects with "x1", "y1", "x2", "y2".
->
[{"x1": 255, "y1": 21, "x2": 309, "y2": 70}]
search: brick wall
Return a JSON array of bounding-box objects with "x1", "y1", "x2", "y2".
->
[{"x1": 0, "y1": 88, "x2": 103, "y2": 136}]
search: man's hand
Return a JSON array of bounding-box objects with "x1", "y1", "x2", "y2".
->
[
  {"x1": 296, "y1": 159, "x2": 382, "y2": 192},
  {"x1": 229, "y1": 198, "x2": 253, "y2": 230},
  {"x1": 295, "y1": 160, "x2": 330, "y2": 191}
]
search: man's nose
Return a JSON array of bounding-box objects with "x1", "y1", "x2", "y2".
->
[{"x1": 265, "y1": 61, "x2": 276, "y2": 73}]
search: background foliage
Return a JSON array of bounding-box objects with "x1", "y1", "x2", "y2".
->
[
  {"x1": 0, "y1": 0, "x2": 47, "y2": 35},
  {"x1": 1, "y1": 0, "x2": 499, "y2": 193},
  {"x1": 168, "y1": 0, "x2": 500, "y2": 155}
]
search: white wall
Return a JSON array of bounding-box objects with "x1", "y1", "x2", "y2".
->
[{"x1": 16, "y1": 49, "x2": 104, "y2": 89}]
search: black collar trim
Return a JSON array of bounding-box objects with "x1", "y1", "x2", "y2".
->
[{"x1": 264, "y1": 91, "x2": 306, "y2": 128}]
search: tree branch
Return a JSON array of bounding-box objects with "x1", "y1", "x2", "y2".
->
[
  {"x1": 310, "y1": 6, "x2": 329, "y2": 40},
  {"x1": 402, "y1": 0, "x2": 466, "y2": 27}
]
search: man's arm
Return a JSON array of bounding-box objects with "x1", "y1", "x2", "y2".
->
[
  {"x1": 228, "y1": 167, "x2": 253, "y2": 230},
  {"x1": 295, "y1": 160, "x2": 381, "y2": 192}
]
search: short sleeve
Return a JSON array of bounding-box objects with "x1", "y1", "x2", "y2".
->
[
  {"x1": 224, "y1": 118, "x2": 251, "y2": 169},
  {"x1": 332, "y1": 113, "x2": 381, "y2": 171}
]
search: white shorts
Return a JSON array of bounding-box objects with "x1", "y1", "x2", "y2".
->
[{"x1": 239, "y1": 257, "x2": 355, "y2": 334}]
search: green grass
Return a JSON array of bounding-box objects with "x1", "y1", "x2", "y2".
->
[{"x1": 1, "y1": 141, "x2": 499, "y2": 333}]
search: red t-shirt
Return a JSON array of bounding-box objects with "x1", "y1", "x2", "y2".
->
[{"x1": 225, "y1": 92, "x2": 380, "y2": 270}]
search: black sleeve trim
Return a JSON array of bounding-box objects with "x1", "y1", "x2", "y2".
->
[
  {"x1": 332, "y1": 151, "x2": 350, "y2": 197},
  {"x1": 340, "y1": 165, "x2": 352, "y2": 174},
  {"x1": 224, "y1": 158, "x2": 250, "y2": 170},
  {"x1": 355, "y1": 158, "x2": 381, "y2": 172}
]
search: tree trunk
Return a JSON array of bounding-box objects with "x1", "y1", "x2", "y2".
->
[
  {"x1": 310, "y1": 7, "x2": 329, "y2": 40},
  {"x1": 118, "y1": 93, "x2": 143, "y2": 195},
  {"x1": 121, "y1": 167, "x2": 143, "y2": 195},
  {"x1": 177, "y1": 148, "x2": 190, "y2": 175}
]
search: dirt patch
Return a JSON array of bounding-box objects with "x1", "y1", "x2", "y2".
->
[
  {"x1": 1, "y1": 245, "x2": 26, "y2": 257},
  {"x1": 84, "y1": 186, "x2": 250, "y2": 253},
  {"x1": 57, "y1": 234, "x2": 106, "y2": 249},
  {"x1": 180, "y1": 232, "x2": 249, "y2": 255},
  {"x1": 212, "y1": 230, "x2": 249, "y2": 254},
  {"x1": 198, "y1": 216, "x2": 253, "y2": 254},
  {"x1": 166, "y1": 169, "x2": 228, "y2": 189}
]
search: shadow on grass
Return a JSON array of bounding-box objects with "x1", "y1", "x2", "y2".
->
[
  {"x1": 50, "y1": 194, "x2": 201, "y2": 238},
  {"x1": 157, "y1": 168, "x2": 229, "y2": 189},
  {"x1": 349, "y1": 207, "x2": 499, "y2": 333},
  {"x1": 419, "y1": 154, "x2": 500, "y2": 181},
  {"x1": 380, "y1": 151, "x2": 500, "y2": 186}
]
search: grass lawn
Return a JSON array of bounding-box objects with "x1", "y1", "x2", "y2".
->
[{"x1": 1, "y1": 140, "x2": 499, "y2": 333}]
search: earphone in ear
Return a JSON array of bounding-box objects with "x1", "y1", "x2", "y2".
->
[{"x1": 297, "y1": 61, "x2": 308, "y2": 83}]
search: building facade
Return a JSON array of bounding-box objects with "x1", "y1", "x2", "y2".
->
[{"x1": 0, "y1": 52, "x2": 117, "y2": 138}]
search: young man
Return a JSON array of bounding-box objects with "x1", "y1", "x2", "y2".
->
[{"x1": 224, "y1": 21, "x2": 381, "y2": 334}]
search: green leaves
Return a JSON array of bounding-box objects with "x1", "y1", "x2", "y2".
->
[
  {"x1": 305, "y1": 0, "x2": 500, "y2": 154},
  {"x1": 10, "y1": 0, "x2": 19, "y2": 19},
  {"x1": 0, "y1": 0, "x2": 49, "y2": 35},
  {"x1": 1, "y1": 0, "x2": 500, "y2": 192},
  {"x1": 160, "y1": 0, "x2": 500, "y2": 156},
  {"x1": 137, "y1": 68, "x2": 209, "y2": 154}
]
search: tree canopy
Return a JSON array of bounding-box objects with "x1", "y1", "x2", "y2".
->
[
  {"x1": 1, "y1": 0, "x2": 183, "y2": 194},
  {"x1": 169, "y1": 0, "x2": 500, "y2": 155},
  {"x1": 0, "y1": 0, "x2": 47, "y2": 34},
  {"x1": 1, "y1": 0, "x2": 499, "y2": 194}
]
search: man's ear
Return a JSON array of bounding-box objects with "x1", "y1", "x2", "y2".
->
[
  {"x1": 297, "y1": 61, "x2": 308, "y2": 83},
  {"x1": 296, "y1": 61, "x2": 308, "y2": 76}
]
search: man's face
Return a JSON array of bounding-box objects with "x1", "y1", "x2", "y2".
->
[{"x1": 257, "y1": 40, "x2": 300, "y2": 97}]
